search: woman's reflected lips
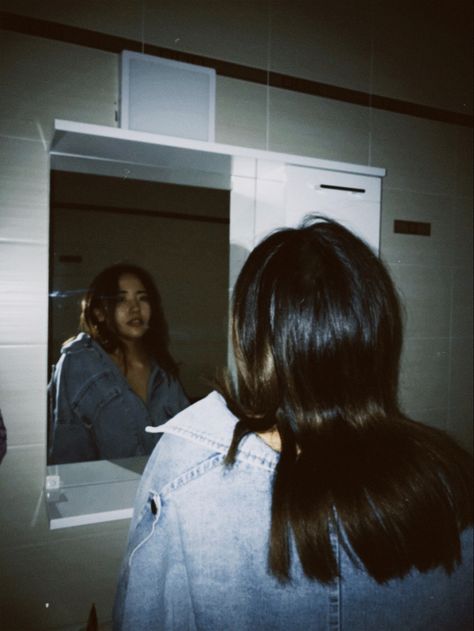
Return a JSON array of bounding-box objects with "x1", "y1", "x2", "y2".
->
[{"x1": 127, "y1": 318, "x2": 145, "y2": 326}]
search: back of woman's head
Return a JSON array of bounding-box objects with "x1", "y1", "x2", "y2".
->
[
  {"x1": 79, "y1": 263, "x2": 178, "y2": 376},
  {"x1": 222, "y1": 216, "x2": 472, "y2": 585},
  {"x1": 231, "y1": 217, "x2": 402, "y2": 431}
]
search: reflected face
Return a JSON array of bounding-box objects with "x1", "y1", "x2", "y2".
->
[{"x1": 114, "y1": 273, "x2": 151, "y2": 342}]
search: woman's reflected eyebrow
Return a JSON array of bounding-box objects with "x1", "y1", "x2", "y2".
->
[{"x1": 118, "y1": 290, "x2": 148, "y2": 294}]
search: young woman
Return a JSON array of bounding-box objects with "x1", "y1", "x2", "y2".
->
[
  {"x1": 49, "y1": 264, "x2": 189, "y2": 464},
  {"x1": 113, "y1": 218, "x2": 473, "y2": 631}
]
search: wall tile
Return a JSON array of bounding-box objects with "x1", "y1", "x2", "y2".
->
[
  {"x1": 2, "y1": 1, "x2": 472, "y2": 116},
  {"x1": 451, "y1": 267, "x2": 474, "y2": 338},
  {"x1": 0, "y1": 445, "x2": 51, "y2": 551},
  {"x1": 0, "y1": 116, "x2": 45, "y2": 143},
  {"x1": 1, "y1": 0, "x2": 145, "y2": 41},
  {"x1": 399, "y1": 337, "x2": 450, "y2": 414},
  {"x1": 0, "y1": 345, "x2": 47, "y2": 447},
  {"x1": 8, "y1": 0, "x2": 362, "y2": 91},
  {"x1": 0, "y1": 242, "x2": 48, "y2": 345},
  {"x1": 268, "y1": 88, "x2": 370, "y2": 165},
  {"x1": 451, "y1": 196, "x2": 473, "y2": 267},
  {"x1": 0, "y1": 449, "x2": 51, "y2": 544},
  {"x1": 371, "y1": 110, "x2": 458, "y2": 195},
  {"x1": 270, "y1": 0, "x2": 372, "y2": 92},
  {"x1": 380, "y1": 190, "x2": 452, "y2": 266},
  {"x1": 455, "y1": 127, "x2": 474, "y2": 198},
  {"x1": 0, "y1": 136, "x2": 49, "y2": 242},
  {"x1": 372, "y1": 0, "x2": 473, "y2": 113},
  {"x1": 0, "y1": 31, "x2": 117, "y2": 142},
  {"x1": 216, "y1": 77, "x2": 268, "y2": 149},
  {"x1": 0, "y1": 444, "x2": 130, "y2": 630},
  {"x1": 389, "y1": 263, "x2": 451, "y2": 339},
  {"x1": 449, "y1": 336, "x2": 474, "y2": 412},
  {"x1": 144, "y1": 0, "x2": 269, "y2": 69},
  {"x1": 0, "y1": 522, "x2": 128, "y2": 630}
]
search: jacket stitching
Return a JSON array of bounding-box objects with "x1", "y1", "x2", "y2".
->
[
  {"x1": 159, "y1": 453, "x2": 226, "y2": 497},
  {"x1": 161, "y1": 426, "x2": 278, "y2": 471}
]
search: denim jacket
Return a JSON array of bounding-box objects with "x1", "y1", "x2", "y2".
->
[
  {"x1": 48, "y1": 333, "x2": 189, "y2": 464},
  {"x1": 113, "y1": 392, "x2": 473, "y2": 631}
]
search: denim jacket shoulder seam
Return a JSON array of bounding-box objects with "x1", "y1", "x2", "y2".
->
[
  {"x1": 157, "y1": 452, "x2": 226, "y2": 497},
  {"x1": 155, "y1": 451, "x2": 276, "y2": 502},
  {"x1": 161, "y1": 425, "x2": 228, "y2": 453},
  {"x1": 161, "y1": 425, "x2": 278, "y2": 472}
]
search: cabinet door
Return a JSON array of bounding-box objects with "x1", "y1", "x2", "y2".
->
[{"x1": 285, "y1": 166, "x2": 382, "y2": 253}]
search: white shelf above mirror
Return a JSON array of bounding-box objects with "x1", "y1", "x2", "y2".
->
[{"x1": 50, "y1": 119, "x2": 385, "y2": 188}]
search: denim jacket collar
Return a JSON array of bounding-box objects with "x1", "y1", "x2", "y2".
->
[
  {"x1": 147, "y1": 391, "x2": 279, "y2": 472},
  {"x1": 62, "y1": 332, "x2": 166, "y2": 389}
]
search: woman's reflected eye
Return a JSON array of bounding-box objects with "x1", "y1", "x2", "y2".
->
[{"x1": 115, "y1": 292, "x2": 149, "y2": 306}]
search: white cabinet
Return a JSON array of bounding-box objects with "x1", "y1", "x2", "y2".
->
[{"x1": 284, "y1": 165, "x2": 381, "y2": 253}]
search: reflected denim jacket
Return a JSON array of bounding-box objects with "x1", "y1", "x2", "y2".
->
[
  {"x1": 113, "y1": 392, "x2": 473, "y2": 631},
  {"x1": 48, "y1": 333, "x2": 189, "y2": 464}
]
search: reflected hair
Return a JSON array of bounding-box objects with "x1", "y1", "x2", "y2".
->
[
  {"x1": 79, "y1": 263, "x2": 178, "y2": 377},
  {"x1": 220, "y1": 216, "x2": 473, "y2": 584}
]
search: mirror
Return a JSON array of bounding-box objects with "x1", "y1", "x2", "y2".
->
[{"x1": 48, "y1": 168, "x2": 230, "y2": 465}]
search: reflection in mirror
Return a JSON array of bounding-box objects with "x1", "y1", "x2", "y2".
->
[{"x1": 48, "y1": 170, "x2": 230, "y2": 465}]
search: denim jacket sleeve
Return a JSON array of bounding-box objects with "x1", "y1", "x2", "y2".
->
[
  {"x1": 48, "y1": 352, "x2": 99, "y2": 463},
  {"x1": 112, "y1": 433, "x2": 212, "y2": 631}
]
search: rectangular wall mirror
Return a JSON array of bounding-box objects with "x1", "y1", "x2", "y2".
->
[
  {"x1": 45, "y1": 133, "x2": 235, "y2": 527},
  {"x1": 48, "y1": 169, "x2": 230, "y2": 462}
]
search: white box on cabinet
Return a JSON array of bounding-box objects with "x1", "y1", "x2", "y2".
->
[{"x1": 120, "y1": 51, "x2": 216, "y2": 142}]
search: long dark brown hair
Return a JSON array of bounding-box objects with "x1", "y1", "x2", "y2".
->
[
  {"x1": 220, "y1": 216, "x2": 473, "y2": 584},
  {"x1": 79, "y1": 263, "x2": 179, "y2": 378}
]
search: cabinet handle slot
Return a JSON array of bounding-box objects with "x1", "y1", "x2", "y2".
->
[{"x1": 319, "y1": 184, "x2": 366, "y2": 193}]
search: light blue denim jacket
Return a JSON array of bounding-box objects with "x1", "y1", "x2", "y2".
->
[
  {"x1": 48, "y1": 333, "x2": 189, "y2": 464},
  {"x1": 113, "y1": 391, "x2": 473, "y2": 631}
]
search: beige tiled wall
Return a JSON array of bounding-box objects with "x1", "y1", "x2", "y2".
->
[
  {"x1": 0, "y1": 443, "x2": 129, "y2": 629},
  {"x1": 266, "y1": 87, "x2": 371, "y2": 164},
  {"x1": 371, "y1": 0, "x2": 473, "y2": 113},
  {"x1": 0, "y1": 1, "x2": 472, "y2": 629}
]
